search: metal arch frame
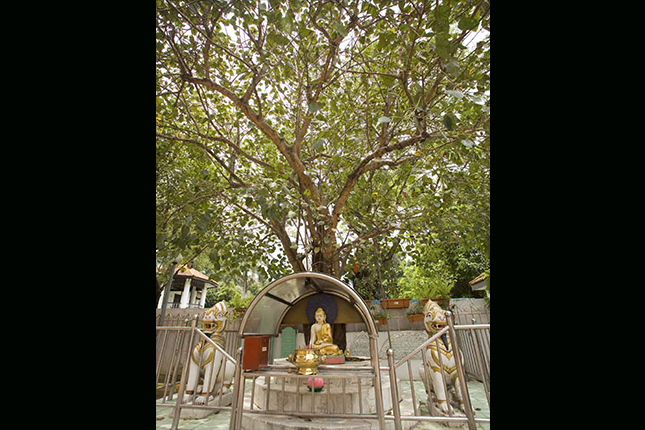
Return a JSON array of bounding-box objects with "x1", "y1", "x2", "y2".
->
[
  {"x1": 232, "y1": 272, "x2": 386, "y2": 429},
  {"x1": 275, "y1": 290, "x2": 364, "y2": 329},
  {"x1": 238, "y1": 272, "x2": 378, "y2": 338}
]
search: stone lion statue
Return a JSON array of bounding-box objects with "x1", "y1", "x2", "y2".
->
[
  {"x1": 418, "y1": 300, "x2": 468, "y2": 417},
  {"x1": 182, "y1": 301, "x2": 235, "y2": 405}
]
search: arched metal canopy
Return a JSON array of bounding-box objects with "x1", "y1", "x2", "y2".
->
[{"x1": 238, "y1": 272, "x2": 377, "y2": 338}]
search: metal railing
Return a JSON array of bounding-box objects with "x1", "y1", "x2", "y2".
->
[
  {"x1": 228, "y1": 359, "x2": 384, "y2": 430},
  {"x1": 457, "y1": 320, "x2": 491, "y2": 384},
  {"x1": 158, "y1": 313, "x2": 489, "y2": 430},
  {"x1": 156, "y1": 316, "x2": 239, "y2": 430},
  {"x1": 382, "y1": 313, "x2": 490, "y2": 430}
]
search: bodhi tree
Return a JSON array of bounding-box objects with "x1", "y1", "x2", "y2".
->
[{"x1": 156, "y1": 0, "x2": 490, "y2": 279}]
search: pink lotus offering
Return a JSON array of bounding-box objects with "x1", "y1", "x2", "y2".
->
[{"x1": 307, "y1": 377, "x2": 324, "y2": 392}]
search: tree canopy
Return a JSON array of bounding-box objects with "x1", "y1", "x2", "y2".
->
[{"x1": 156, "y1": 0, "x2": 490, "y2": 291}]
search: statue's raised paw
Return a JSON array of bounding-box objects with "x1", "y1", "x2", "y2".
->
[{"x1": 193, "y1": 394, "x2": 213, "y2": 405}]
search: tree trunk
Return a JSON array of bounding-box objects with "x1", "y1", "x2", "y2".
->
[{"x1": 309, "y1": 227, "x2": 339, "y2": 276}]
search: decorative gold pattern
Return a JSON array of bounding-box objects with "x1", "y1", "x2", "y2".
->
[
  {"x1": 428, "y1": 341, "x2": 454, "y2": 360},
  {"x1": 191, "y1": 340, "x2": 215, "y2": 367},
  {"x1": 427, "y1": 341, "x2": 456, "y2": 374},
  {"x1": 429, "y1": 363, "x2": 457, "y2": 375},
  {"x1": 210, "y1": 332, "x2": 225, "y2": 349}
]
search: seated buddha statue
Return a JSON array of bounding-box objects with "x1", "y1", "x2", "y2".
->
[{"x1": 309, "y1": 307, "x2": 343, "y2": 356}]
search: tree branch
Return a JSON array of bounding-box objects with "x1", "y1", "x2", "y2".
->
[
  {"x1": 329, "y1": 132, "x2": 440, "y2": 230},
  {"x1": 181, "y1": 73, "x2": 326, "y2": 211},
  {"x1": 156, "y1": 132, "x2": 249, "y2": 188}
]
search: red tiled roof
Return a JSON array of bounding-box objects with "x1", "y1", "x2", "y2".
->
[
  {"x1": 157, "y1": 265, "x2": 218, "y2": 286},
  {"x1": 176, "y1": 265, "x2": 209, "y2": 280}
]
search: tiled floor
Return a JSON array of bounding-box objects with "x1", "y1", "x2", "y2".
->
[{"x1": 156, "y1": 379, "x2": 489, "y2": 430}]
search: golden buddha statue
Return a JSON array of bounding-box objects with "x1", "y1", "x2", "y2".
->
[{"x1": 309, "y1": 307, "x2": 343, "y2": 356}]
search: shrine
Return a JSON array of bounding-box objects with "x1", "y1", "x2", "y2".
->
[{"x1": 231, "y1": 271, "x2": 390, "y2": 429}]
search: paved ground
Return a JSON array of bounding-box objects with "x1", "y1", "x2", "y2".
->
[{"x1": 156, "y1": 379, "x2": 489, "y2": 430}]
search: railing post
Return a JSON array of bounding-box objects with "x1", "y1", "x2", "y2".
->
[
  {"x1": 370, "y1": 335, "x2": 386, "y2": 429},
  {"x1": 171, "y1": 314, "x2": 199, "y2": 430},
  {"x1": 387, "y1": 349, "x2": 402, "y2": 430},
  {"x1": 471, "y1": 327, "x2": 491, "y2": 408},
  {"x1": 446, "y1": 311, "x2": 477, "y2": 430},
  {"x1": 229, "y1": 346, "x2": 244, "y2": 430}
]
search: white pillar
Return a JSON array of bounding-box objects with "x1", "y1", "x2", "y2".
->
[
  {"x1": 180, "y1": 278, "x2": 192, "y2": 309},
  {"x1": 157, "y1": 290, "x2": 164, "y2": 309},
  {"x1": 190, "y1": 285, "x2": 198, "y2": 307},
  {"x1": 200, "y1": 285, "x2": 209, "y2": 308}
]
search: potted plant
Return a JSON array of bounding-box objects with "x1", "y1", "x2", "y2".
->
[
  {"x1": 373, "y1": 310, "x2": 389, "y2": 325},
  {"x1": 398, "y1": 264, "x2": 453, "y2": 310},
  {"x1": 406, "y1": 301, "x2": 425, "y2": 323},
  {"x1": 381, "y1": 297, "x2": 410, "y2": 309}
]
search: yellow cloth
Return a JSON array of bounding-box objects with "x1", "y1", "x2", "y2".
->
[{"x1": 314, "y1": 323, "x2": 342, "y2": 356}]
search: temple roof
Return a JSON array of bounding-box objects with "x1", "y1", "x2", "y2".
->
[
  {"x1": 469, "y1": 271, "x2": 488, "y2": 291},
  {"x1": 175, "y1": 265, "x2": 213, "y2": 282},
  {"x1": 158, "y1": 264, "x2": 218, "y2": 290}
]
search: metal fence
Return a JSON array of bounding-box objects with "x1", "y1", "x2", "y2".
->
[
  {"x1": 156, "y1": 310, "x2": 241, "y2": 358},
  {"x1": 380, "y1": 314, "x2": 489, "y2": 430},
  {"x1": 156, "y1": 317, "x2": 239, "y2": 430},
  {"x1": 451, "y1": 302, "x2": 490, "y2": 384},
  {"x1": 158, "y1": 311, "x2": 489, "y2": 430},
  {"x1": 230, "y1": 362, "x2": 383, "y2": 428}
]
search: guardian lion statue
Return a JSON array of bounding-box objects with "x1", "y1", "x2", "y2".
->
[
  {"x1": 182, "y1": 301, "x2": 236, "y2": 405},
  {"x1": 418, "y1": 300, "x2": 469, "y2": 418}
]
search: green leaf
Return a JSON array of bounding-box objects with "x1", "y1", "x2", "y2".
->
[
  {"x1": 377, "y1": 116, "x2": 391, "y2": 125},
  {"x1": 312, "y1": 138, "x2": 324, "y2": 152},
  {"x1": 458, "y1": 16, "x2": 478, "y2": 32},
  {"x1": 156, "y1": 234, "x2": 166, "y2": 249},
  {"x1": 378, "y1": 32, "x2": 395, "y2": 50},
  {"x1": 308, "y1": 101, "x2": 322, "y2": 114},
  {"x1": 433, "y1": 4, "x2": 451, "y2": 33},
  {"x1": 380, "y1": 74, "x2": 396, "y2": 87},
  {"x1": 435, "y1": 34, "x2": 453, "y2": 60},
  {"x1": 461, "y1": 139, "x2": 474, "y2": 147},
  {"x1": 443, "y1": 114, "x2": 455, "y2": 130},
  {"x1": 445, "y1": 90, "x2": 464, "y2": 99},
  {"x1": 333, "y1": 21, "x2": 348, "y2": 37},
  {"x1": 445, "y1": 60, "x2": 461, "y2": 77},
  {"x1": 471, "y1": 96, "x2": 485, "y2": 105}
]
